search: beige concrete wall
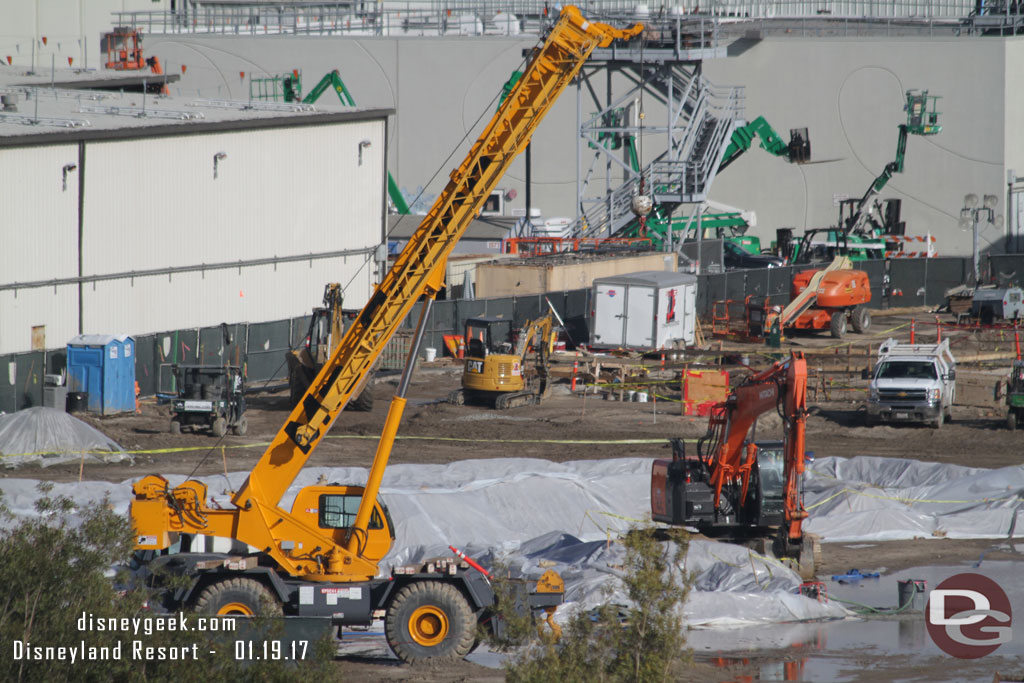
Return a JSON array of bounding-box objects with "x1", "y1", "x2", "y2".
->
[{"x1": 476, "y1": 252, "x2": 676, "y2": 298}]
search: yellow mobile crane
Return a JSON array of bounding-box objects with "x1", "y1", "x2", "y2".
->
[{"x1": 130, "y1": 8, "x2": 642, "y2": 663}]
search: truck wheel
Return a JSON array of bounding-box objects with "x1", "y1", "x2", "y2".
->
[
  {"x1": 348, "y1": 385, "x2": 374, "y2": 412},
  {"x1": 169, "y1": 418, "x2": 181, "y2": 435},
  {"x1": 195, "y1": 577, "x2": 282, "y2": 617},
  {"x1": 829, "y1": 313, "x2": 847, "y2": 339},
  {"x1": 1009, "y1": 412, "x2": 1017, "y2": 431},
  {"x1": 232, "y1": 416, "x2": 248, "y2": 436},
  {"x1": 851, "y1": 306, "x2": 871, "y2": 334},
  {"x1": 932, "y1": 414, "x2": 943, "y2": 430},
  {"x1": 385, "y1": 581, "x2": 475, "y2": 663},
  {"x1": 211, "y1": 417, "x2": 227, "y2": 438}
]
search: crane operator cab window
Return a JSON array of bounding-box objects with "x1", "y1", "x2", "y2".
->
[
  {"x1": 319, "y1": 494, "x2": 386, "y2": 531},
  {"x1": 465, "y1": 318, "x2": 514, "y2": 358}
]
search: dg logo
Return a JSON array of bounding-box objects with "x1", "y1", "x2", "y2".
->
[{"x1": 926, "y1": 573, "x2": 1012, "y2": 659}]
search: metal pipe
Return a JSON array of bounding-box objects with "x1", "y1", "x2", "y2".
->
[{"x1": 0, "y1": 246, "x2": 377, "y2": 293}]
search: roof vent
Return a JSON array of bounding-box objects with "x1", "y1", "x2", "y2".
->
[{"x1": 1, "y1": 94, "x2": 17, "y2": 112}]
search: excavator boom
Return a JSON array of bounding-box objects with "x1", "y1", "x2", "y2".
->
[{"x1": 652, "y1": 352, "x2": 809, "y2": 549}]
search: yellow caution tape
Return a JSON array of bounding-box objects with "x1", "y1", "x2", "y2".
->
[{"x1": 0, "y1": 435, "x2": 699, "y2": 460}]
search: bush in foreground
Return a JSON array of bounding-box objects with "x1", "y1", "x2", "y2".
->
[
  {"x1": 0, "y1": 487, "x2": 337, "y2": 682},
  {"x1": 494, "y1": 526, "x2": 692, "y2": 683}
]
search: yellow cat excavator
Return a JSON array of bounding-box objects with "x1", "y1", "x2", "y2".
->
[
  {"x1": 129, "y1": 7, "x2": 642, "y2": 664},
  {"x1": 449, "y1": 313, "x2": 557, "y2": 409}
]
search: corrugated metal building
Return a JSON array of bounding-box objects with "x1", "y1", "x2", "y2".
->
[{"x1": 0, "y1": 77, "x2": 392, "y2": 354}]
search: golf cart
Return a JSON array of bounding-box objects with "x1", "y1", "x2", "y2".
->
[{"x1": 169, "y1": 364, "x2": 247, "y2": 437}]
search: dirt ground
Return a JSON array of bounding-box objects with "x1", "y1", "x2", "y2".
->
[{"x1": 10, "y1": 308, "x2": 1024, "y2": 681}]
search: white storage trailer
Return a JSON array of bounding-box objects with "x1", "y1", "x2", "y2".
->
[{"x1": 591, "y1": 271, "x2": 697, "y2": 349}]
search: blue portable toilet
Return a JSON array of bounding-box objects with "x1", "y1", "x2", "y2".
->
[{"x1": 66, "y1": 334, "x2": 136, "y2": 415}]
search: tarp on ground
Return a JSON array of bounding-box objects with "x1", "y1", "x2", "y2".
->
[
  {"x1": 0, "y1": 407, "x2": 130, "y2": 469},
  {"x1": 4, "y1": 454, "x2": 1023, "y2": 625}
]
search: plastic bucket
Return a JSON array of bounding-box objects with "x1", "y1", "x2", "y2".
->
[
  {"x1": 66, "y1": 391, "x2": 88, "y2": 413},
  {"x1": 626, "y1": 390, "x2": 636, "y2": 401},
  {"x1": 897, "y1": 579, "x2": 927, "y2": 611},
  {"x1": 636, "y1": 392, "x2": 648, "y2": 403},
  {"x1": 423, "y1": 347, "x2": 437, "y2": 363}
]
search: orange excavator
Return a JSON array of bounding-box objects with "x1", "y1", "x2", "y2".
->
[{"x1": 652, "y1": 352, "x2": 809, "y2": 561}]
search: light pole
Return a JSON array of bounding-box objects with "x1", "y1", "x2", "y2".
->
[{"x1": 959, "y1": 193, "x2": 1003, "y2": 285}]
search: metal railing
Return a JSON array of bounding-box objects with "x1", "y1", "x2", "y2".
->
[{"x1": 113, "y1": 0, "x2": 1003, "y2": 37}]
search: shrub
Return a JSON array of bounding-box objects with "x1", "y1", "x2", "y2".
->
[
  {"x1": 499, "y1": 526, "x2": 692, "y2": 683},
  {"x1": 0, "y1": 487, "x2": 338, "y2": 683}
]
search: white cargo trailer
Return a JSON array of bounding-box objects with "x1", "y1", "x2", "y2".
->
[{"x1": 591, "y1": 271, "x2": 697, "y2": 349}]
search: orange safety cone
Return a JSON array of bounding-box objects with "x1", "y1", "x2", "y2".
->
[
  {"x1": 571, "y1": 360, "x2": 579, "y2": 392},
  {"x1": 135, "y1": 381, "x2": 141, "y2": 414},
  {"x1": 457, "y1": 337, "x2": 465, "y2": 359}
]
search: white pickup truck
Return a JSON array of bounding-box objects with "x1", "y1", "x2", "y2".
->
[{"x1": 865, "y1": 338, "x2": 956, "y2": 429}]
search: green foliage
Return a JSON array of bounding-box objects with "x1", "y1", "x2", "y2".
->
[
  {"x1": 503, "y1": 526, "x2": 692, "y2": 683},
  {"x1": 0, "y1": 488, "x2": 340, "y2": 683}
]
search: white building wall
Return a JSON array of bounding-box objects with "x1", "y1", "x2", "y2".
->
[
  {"x1": 80, "y1": 257, "x2": 376, "y2": 335},
  {"x1": 83, "y1": 121, "x2": 383, "y2": 270},
  {"x1": 0, "y1": 144, "x2": 80, "y2": 283},
  {"x1": 0, "y1": 286, "x2": 79, "y2": 357},
  {"x1": 0, "y1": 118, "x2": 385, "y2": 354}
]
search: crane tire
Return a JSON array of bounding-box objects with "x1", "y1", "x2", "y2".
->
[
  {"x1": 194, "y1": 577, "x2": 282, "y2": 617},
  {"x1": 385, "y1": 581, "x2": 475, "y2": 663},
  {"x1": 211, "y1": 417, "x2": 227, "y2": 438}
]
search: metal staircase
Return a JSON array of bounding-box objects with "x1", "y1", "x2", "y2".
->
[{"x1": 573, "y1": 63, "x2": 743, "y2": 243}]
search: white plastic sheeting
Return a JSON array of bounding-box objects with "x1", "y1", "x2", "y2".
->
[
  {"x1": 0, "y1": 457, "x2": 845, "y2": 627},
  {"x1": 0, "y1": 407, "x2": 129, "y2": 468},
  {"x1": 803, "y1": 456, "x2": 1024, "y2": 541},
  {"x1": 5, "y1": 454, "x2": 1022, "y2": 622}
]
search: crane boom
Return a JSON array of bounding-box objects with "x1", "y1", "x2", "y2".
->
[{"x1": 132, "y1": 7, "x2": 642, "y2": 584}]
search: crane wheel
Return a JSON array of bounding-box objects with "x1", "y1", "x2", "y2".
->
[
  {"x1": 232, "y1": 416, "x2": 248, "y2": 436},
  {"x1": 211, "y1": 417, "x2": 227, "y2": 438},
  {"x1": 194, "y1": 577, "x2": 282, "y2": 617},
  {"x1": 385, "y1": 581, "x2": 475, "y2": 663},
  {"x1": 1008, "y1": 411, "x2": 1017, "y2": 431}
]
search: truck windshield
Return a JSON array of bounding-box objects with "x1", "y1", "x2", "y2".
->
[{"x1": 876, "y1": 361, "x2": 937, "y2": 380}]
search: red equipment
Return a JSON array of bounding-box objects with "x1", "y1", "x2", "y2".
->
[{"x1": 651, "y1": 352, "x2": 809, "y2": 557}]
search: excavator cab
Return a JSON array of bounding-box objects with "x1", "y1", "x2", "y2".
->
[
  {"x1": 459, "y1": 317, "x2": 524, "y2": 400},
  {"x1": 452, "y1": 315, "x2": 555, "y2": 409}
]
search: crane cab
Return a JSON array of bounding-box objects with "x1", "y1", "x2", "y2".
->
[{"x1": 289, "y1": 485, "x2": 395, "y2": 565}]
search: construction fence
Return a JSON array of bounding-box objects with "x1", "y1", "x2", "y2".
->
[{"x1": 1, "y1": 255, "x2": 1008, "y2": 413}]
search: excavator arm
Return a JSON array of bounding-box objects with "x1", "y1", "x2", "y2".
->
[
  {"x1": 700, "y1": 352, "x2": 809, "y2": 543},
  {"x1": 132, "y1": 7, "x2": 642, "y2": 582}
]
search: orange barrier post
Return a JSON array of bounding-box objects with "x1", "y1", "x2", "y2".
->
[
  {"x1": 910, "y1": 318, "x2": 916, "y2": 344},
  {"x1": 935, "y1": 316, "x2": 941, "y2": 343}
]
